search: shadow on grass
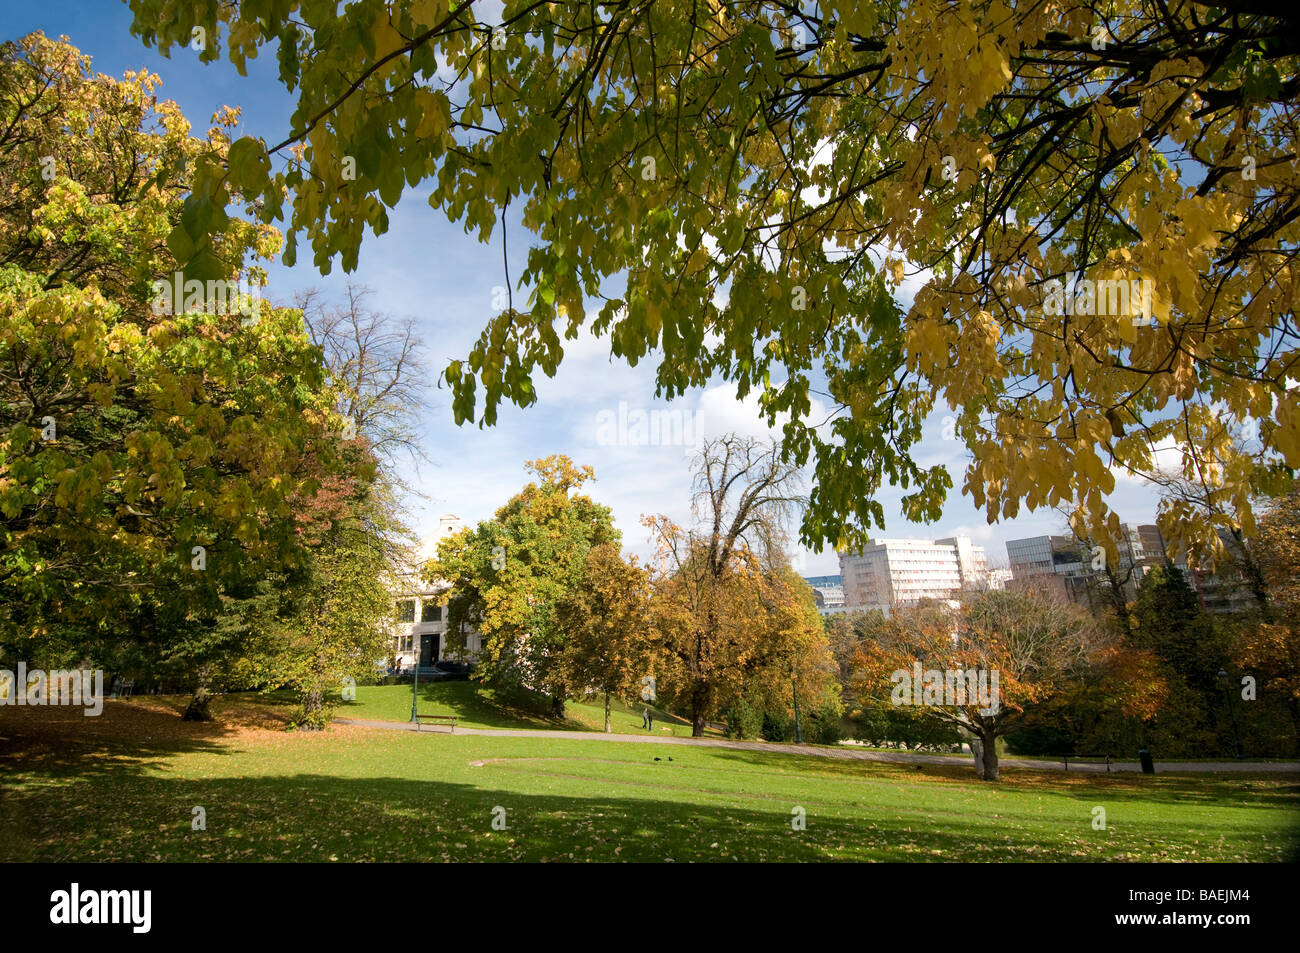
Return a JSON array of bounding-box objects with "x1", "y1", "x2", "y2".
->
[
  {"x1": 696, "y1": 746, "x2": 1300, "y2": 811},
  {"x1": 0, "y1": 698, "x2": 278, "y2": 779},
  {"x1": 4, "y1": 702, "x2": 1296, "y2": 862},
  {"x1": 6, "y1": 766, "x2": 1296, "y2": 862}
]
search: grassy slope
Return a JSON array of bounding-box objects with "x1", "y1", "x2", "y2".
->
[
  {"x1": 2, "y1": 698, "x2": 1296, "y2": 863},
  {"x1": 339, "y1": 682, "x2": 717, "y2": 738}
]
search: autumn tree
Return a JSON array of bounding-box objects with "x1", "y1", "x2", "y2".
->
[
  {"x1": 1230, "y1": 489, "x2": 1300, "y2": 748},
  {"x1": 556, "y1": 543, "x2": 653, "y2": 732},
  {"x1": 427, "y1": 455, "x2": 618, "y2": 716},
  {"x1": 274, "y1": 498, "x2": 398, "y2": 729},
  {"x1": 1142, "y1": 426, "x2": 1288, "y2": 611},
  {"x1": 653, "y1": 544, "x2": 835, "y2": 737},
  {"x1": 298, "y1": 281, "x2": 431, "y2": 481},
  {"x1": 853, "y1": 589, "x2": 1107, "y2": 780},
  {"x1": 123, "y1": 2, "x2": 1300, "y2": 563},
  {"x1": 0, "y1": 36, "x2": 355, "y2": 710},
  {"x1": 646, "y1": 434, "x2": 810, "y2": 735}
]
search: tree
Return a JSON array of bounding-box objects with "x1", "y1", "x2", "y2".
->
[
  {"x1": 275, "y1": 504, "x2": 397, "y2": 729},
  {"x1": 0, "y1": 36, "x2": 354, "y2": 705},
  {"x1": 426, "y1": 455, "x2": 618, "y2": 716},
  {"x1": 298, "y1": 281, "x2": 431, "y2": 481},
  {"x1": 1233, "y1": 488, "x2": 1300, "y2": 748},
  {"x1": 1144, "y1": 427, "x2": 1287, "y2": 608},
  {"x1": 852, "y1": 589, "x2": 1106, "y2": 780},
  {"x1": 556, "y1": 543, "x2": 653, "y2": 732},
  {"x1": 122, "y1": 2, "x2": 1300, "y2": 561},
  {"x1": 645, "y1": 434, "x2": 811, "y2": 735},
  {"x1": 653, "y1": 544, "x2": 834, "y2": 737}
]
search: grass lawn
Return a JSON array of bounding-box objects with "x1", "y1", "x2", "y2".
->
[
  {"x1": 2, "y1": 697, "x2": 1297, "y2": 862},
  {"x1": 337, "y1": 682, "x2": 718, "y2": 738}
]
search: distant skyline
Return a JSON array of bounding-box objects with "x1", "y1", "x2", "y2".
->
[{"x1": 9, "y1": 5, "x2": 1174, "y2": 576}]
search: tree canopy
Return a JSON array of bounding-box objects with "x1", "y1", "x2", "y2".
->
[
  {"x1": 426, "y1": 454, "x2": 619, "y2": 714},
  {"x1": 120, "y1": 1, "x2": 1300, "y2": 560},
  {"x1": 0, "y1": 35, "x2": 350, "y2": 660}
]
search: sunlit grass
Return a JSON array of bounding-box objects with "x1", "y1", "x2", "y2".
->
[{"x1": 2, "y1": 698, "x2": 1295, "y2": 862}]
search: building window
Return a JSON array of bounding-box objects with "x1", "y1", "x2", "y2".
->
[
  {"x1": 421, "y1": 602, "x2": 442, "y2": 623},
  {"x1": 395, "y1": 600, "x2": 415, "y2": 623}
]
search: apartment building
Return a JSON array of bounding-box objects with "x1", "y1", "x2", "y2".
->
[
  {"x1": 803, "y1": 574, "x2": 845, "y2": 612},
  {"x1": 1003, "y1": 522, "x2": 1252, "y2": 612},
  {"x1": 838, "y1": 535, "x2": 987, "y2": 615}
]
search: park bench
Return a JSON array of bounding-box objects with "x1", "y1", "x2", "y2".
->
[
  {"x1": 1062, "y1": 754, "x2": 1112, "y2": 772},
  {"x1": 414, "y1": 713, "x2": 458, "y2": 733}
]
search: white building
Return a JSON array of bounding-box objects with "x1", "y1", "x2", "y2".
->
[
  {"x1": 1005, "y1": 524, "x2": 1177, "y2": 609},
  {"x1": 387, "y1": 514, "x2": 484, "y2": 672},
  {"x1": 838, "y1": 535, "x2": 987, "y2": 615},
  {"x1": 803, "y1": 574, "x2": 845, "y2": 613},
  {"x1": 986, "y1": 568, "x2": 1014, "y2": 590}
]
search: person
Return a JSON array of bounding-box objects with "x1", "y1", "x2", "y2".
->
[
  {"x1": 647, "y1": 709, "x2": 654, "y2": 732},
  {"x1": 641, "y1": 707, "x2": 649, "y2": 729}
]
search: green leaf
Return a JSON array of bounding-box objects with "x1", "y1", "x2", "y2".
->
[
  {"x1": 227, "y1": 136, "x2": 269, "y2": 188},
  {"x1": 166, "y1": 223, "x2": 198, "y2": 264},
  {"x1": 180, "y1": 194, "x2": 215, "y2": 242}
]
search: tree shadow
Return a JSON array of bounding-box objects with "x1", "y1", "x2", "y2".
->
[
  {"x1": 3, "y1": 701, "x2": 1295, "y2": 862},
  {"x1": 6, "y1": 765, "x2": 1295, "y2": 862}
]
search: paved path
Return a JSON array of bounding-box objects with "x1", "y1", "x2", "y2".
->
[{"x1": 334, "y1": 718, "x2": 1300, "y2": 774}]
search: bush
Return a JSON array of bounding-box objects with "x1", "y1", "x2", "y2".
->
[
  {"x1": 806, "y1": 701, "x2": 845, "y2": 746},
  {"x1": 848, "y1": 705, "x2": 962, "y2": 750},
  {"x1": 761, "y1": 710, "x2": 795, "y2": 742},
  {"x1": 1003, "y1": 724, "x2": 1075, "y2": 756},
  {"x1": 724, "y1": 697, "x2": 763, "y2": 740}
]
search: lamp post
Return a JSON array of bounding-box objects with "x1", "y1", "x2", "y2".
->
[
  {"x1": 1218, "y1": 668, "x2": 1244, "y2": 759},
  {"x1": 790, "y1": 662, "x2": 803, "y2": 744},
  {"x1": 409, "y1": 635, "x2": 420, "y2": 723}
]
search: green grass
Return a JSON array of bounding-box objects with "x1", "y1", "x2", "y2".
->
[
  {"x1": 336, "y1": 682, "x2": 717, "y2": 738},
  {"x1": 2, "y1": 698, "x2": 1297, "y2": 862},
  {"x1": 560, "y1": 693, "x2": 716, "y2": 737},
  {"x1": 338, "y1": 681, "x2": 566, "y2": 730}
]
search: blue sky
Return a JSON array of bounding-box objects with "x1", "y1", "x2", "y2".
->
[{"x1": 4, "y1": 3, "x2": 1171, "y2": 573}]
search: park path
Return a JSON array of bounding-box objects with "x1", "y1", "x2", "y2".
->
[{"x1": 333, "y1": 717, "x2": 1300, "y2": 774}]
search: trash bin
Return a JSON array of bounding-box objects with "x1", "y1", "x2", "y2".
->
[{"x1": 1138, "y1": 748, "x2": 1155, "y2": 774}]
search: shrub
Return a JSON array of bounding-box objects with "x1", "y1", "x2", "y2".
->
[
  {"x1": 848, "y1": 705, "x2": 962, "y2": 750},
  {"x1": 761, "y1": 710, "x2": 795, "y2": 742},
  {"x1": 806, "y1": 701, "x2": 845, "y2": 746},
  {"x1": 724, "y1": 697, "x2": 763, "y2": 739}
]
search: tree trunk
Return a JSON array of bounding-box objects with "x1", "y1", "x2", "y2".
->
[
  {"x1": 182, "y1": 665, "x2": 214, "y2": 721},
  {"x1": 299, "y1": 686, "x2": 326, "y2": 730},
  {"x1": 551, "y1": 694, "x2": 566, "y2": 719},
  {"x1": 603, "y1": 691, "x2": 611, "y2": 733},
  {"x1": 980, "y1": 729, "x2": 1000, "y2": 781},
  {"x1": 692, "y1": 710, "x2": 706, "y2": 737},
  {"x1": 690, "y1": 683, "x2": 710, "y2": 737}
]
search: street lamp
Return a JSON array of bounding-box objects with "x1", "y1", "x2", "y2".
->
[
  {"x1": 1218, "y1": 668, "x2": 1244, "y2": 759},
  {"x1": 790, "y1": 662, "x2": 803, "y2": 744},
  {"x1": 409, "y1": 635, "x2": 421, "y2": 724}
]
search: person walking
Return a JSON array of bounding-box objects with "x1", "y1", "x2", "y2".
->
[{"x1": 641, "y1": 707, "x2": 649, "y2": 729}]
